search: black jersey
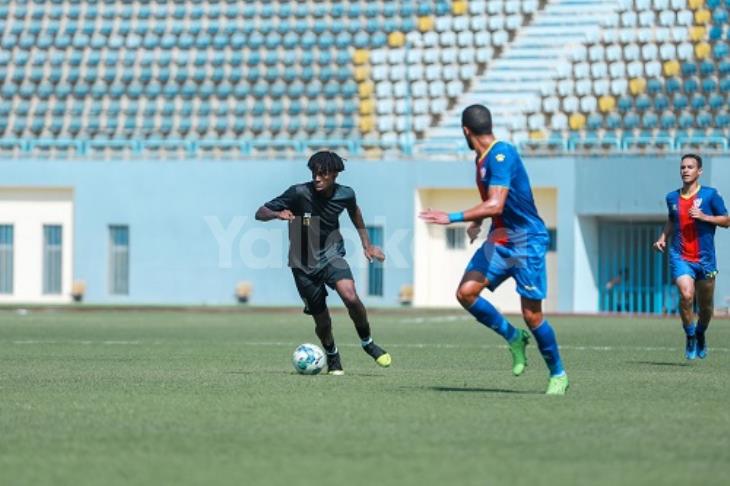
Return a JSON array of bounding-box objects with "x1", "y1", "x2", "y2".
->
[{"x1": 264, "y1": 182, "x2": 357, "y2": 272}]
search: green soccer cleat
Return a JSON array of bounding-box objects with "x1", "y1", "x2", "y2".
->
[
  {"x1": 546, "y1": 374, "x2": 569, "y2": 395},
  {"x1": 363, "y1": 341, "x2": 391, "y2": 368},
  {"x1": 508, "y1": 330, "x2": 530, "y2": 376}
]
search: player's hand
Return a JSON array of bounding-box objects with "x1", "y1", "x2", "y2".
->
[
  {"x1": 277, "y1": 209, "x2": 295, "y2": 221},
  {"x1": 364, "y1": 245, "x2": 385, "y2": 263},
  {"x1": 467, "y1": 222, "x2": 482, "y2": 244},
  {"x1": 689, "y1": 206, "x2": 706, "y2": 221},
  {"x1": 653, "y1": 238, "x2": 666, "y2": 252},
  {"x1": 419, "y1": 209, "x2": 450, "y2": 225}
]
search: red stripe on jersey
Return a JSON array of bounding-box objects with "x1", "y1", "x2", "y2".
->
[
  {"x1": 489, "y1": 216, "x2": 510, "y2": 245},
  {"x1": 475, "y1": 156, "x2": 488, "y2": 201},
  {"x1": 678, "y1": 196, "x2": 700, "y2": 262}
]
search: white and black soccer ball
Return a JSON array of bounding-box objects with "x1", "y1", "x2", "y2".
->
[{"x1": 292, "y1": 343, "x2": 326, "y2": 375}]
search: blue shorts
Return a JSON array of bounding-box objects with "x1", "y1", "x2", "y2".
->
[
  {"x1": 465, "y1": 237, "x2": 548, "y2": 300},
  {"x1": 669, "y1": 257, "x2": 717, "y2": 281}
]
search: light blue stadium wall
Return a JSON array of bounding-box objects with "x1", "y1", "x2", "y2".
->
[{"x1": 2, "y1": 155, "x2": 729, "y2": 311}]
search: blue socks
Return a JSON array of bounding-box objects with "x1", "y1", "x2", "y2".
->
[
  {"x1": 530, "y1": 320, "x2": 565, "y2": 377},
  {"x1": 467, "y1": 297, "x2": 519, "y2": 343},
  {"x1": 684, "y1": 323, "x2": 696, "y2": 337}
]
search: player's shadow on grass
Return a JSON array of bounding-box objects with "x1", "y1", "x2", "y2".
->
[
  {"x1": 430, "y1": 385, "x2": 542, "y2": 395},
  {"x1": 629, "y1": 360, "x2": 690, "y2": 367}
]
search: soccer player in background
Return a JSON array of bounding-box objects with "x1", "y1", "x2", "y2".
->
[
  {"x1": 420, "y1": 104, "x2": 568, "y2": 395},
  {"x1": 255, "y1": 151, "x2": 391, "y2": 375},
  {"x1": 653, "y1": 154, "x2": 729, "y2": 360}
]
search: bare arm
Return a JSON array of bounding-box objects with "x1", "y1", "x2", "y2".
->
[
  {"x1": 689, "y1": 207, "x2": 730, "y2": 228},
  {"x1": 255, "y1": 206, "x2": 294, "y2": 222},
  {"x1": 348, "y1": 206, "x2": 385, "y2": 262},
  {"x1": 653, "y1": 220, "x2": 673, "y2": 252},
  {"x1": 419, "y1": 186, "x2": 509, "y2": 225}
]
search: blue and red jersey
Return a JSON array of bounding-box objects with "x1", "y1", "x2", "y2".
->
[
  {"x1": 666, "y1": 185, "x2": 727, "y2": 268},
  {"x1": 476, "y1": 140, "x2": 548, "y2": 246}
]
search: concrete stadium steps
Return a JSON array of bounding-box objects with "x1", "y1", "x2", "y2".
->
[{"x1": 421, "y1": 0, "x2": 620, "y2": 147}]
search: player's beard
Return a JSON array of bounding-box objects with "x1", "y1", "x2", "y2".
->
[{"x1": 464, "y1": 134, "x2": 474, "y2": 150}]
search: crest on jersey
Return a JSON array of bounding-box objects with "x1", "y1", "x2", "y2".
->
[
  {"x1": 672, "y1": 204, "x2": 677, "y2": 211},
  {"x1": 694, "y1": 198, "x2": 703, "y2": 208},
  {"x1": 495, "y1": 153, "x2": 506, "y2": 162},
  {"x1": 480, "y1": 166, "x2": 486, "y2": 179}
]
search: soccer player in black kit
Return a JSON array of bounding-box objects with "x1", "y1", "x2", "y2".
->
[{"x1": 255, "y1": 151, "x2": 391, "y2": 375}]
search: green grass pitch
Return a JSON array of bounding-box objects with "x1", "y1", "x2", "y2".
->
[{"x1": 2, "y1": 308, "x2": 729, "y2": 486}]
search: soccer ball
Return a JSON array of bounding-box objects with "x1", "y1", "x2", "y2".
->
[{"x1": 292, "y1": 343, "x2": 326, "y2": 375}]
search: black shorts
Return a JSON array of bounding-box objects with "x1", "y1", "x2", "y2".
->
[{"x1": 291, "y1": 258, "x2": 354, "y2": 315}]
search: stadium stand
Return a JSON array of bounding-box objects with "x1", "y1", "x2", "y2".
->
[{"x1": 0, "y1": 0, "x2": 727, "y2": 156}]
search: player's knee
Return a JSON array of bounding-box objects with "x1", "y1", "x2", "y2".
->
[
  {"x1": 340, "y1": 291, "x2": 360, "y2": 308},
  {"x1": 521, "y1": 308, "x2": 542, "y2": 327},
  {"x1": 456, "y1": 287, "x2": 477, "y2": 307}
]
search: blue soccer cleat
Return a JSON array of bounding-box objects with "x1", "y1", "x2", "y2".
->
[
  {"x1": 685, "y1": 335, "x2": 697, "y2": 360},
  {"x1": 696, "y1": 332, "x2": 707, "y2": 359}
]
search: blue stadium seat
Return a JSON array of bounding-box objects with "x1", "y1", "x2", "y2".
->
[
  {"x1": 641, "y1": 112, "x2": 658, "y2": 129},
  {"x1": 623, "y1": 112, "x2": 640, "y2": 129},
  {"x1": 617, "y1": 95, "x2": 633, "y2": 113},
  {"x1": 285, "y1": 99, "x2": 302, "y2": 116},
  {"x1": 716, "y1": 111, "x2": 730, "y2": 128},
  {"x1": 635, "y1": 95, "x2": 651, "y2": 112},
  {"x1": 646, "y1": 79, "x2": 663, "y2": 95},
  {"x1": 691, "y1": 94, "x2": 707, "y2": 110},
  {"x1": 365, "y1": 19, "x2": 379, "y2": 34},
  {"x1": 699, "y1": 60, "x2": 716, "y2": 77},
  {"x1": 673, "y1": 93, "x2": 689, "y2": 110},
  {"x1": 1, "y1": 83, "x2": 17, "y2": 98},
  {"x1": 720, "y1": 77, "x2": 730, "y2": 93},
  {"x1": 681, "y1": 63, "x2": 697, "y2": 77},
  {"x1": 665, "y1": 77, "x2": 681, "y2": 94},
  {"x1": 654, "y1": 93, "x2": 669, "y2": 111},
  {"x1": 678, "y1": 112, "x2": 694, "y2": 129},
  {"x1": 300, "y1": 66, "x2": 314, "y2": 82},
  {"x1": 584, "y1": 113, "x2": 601, "y2": 130},
  {"x1": 683, "y1": 77, "x2": 699, "y2": 94},
  {"x1": 713, "y1": 42, "x2": 729, "y2": 59},
  {"x1": 659, "y1": 111, "x2": 677, "y2": 129},
  {"x1": 709, "y1": 93, "x2": 725, "y2": 110},
  {"x1": 605, "y1": 112, "x2": 621, "y2": 129},
  {"x1": 265, "y1": 67, "x2": 280, "y2": 82},
  {"x1": 696, "y1": 111, "x2": 713, "y2": 129}
]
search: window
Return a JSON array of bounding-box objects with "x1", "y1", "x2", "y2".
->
[
  {"x1": 547, "y1": 228, "x2": 557, "y2": 252},
  {"x1": 366, "y1": 226, "x2": 383, "y2": 297},
  {"x1": 109, "y1": 225, "x2": 130, "y2": 295},
  {"x1": 43, "y1": 225, "x2": 62, "y2": 294},
  {"x1": 446, "y1": 227, "x2": 466, "y2": 249},
  {"x1": 0, "y1": 225, "x2": 13, "y2": 294}
]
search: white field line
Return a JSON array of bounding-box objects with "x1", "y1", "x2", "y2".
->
[{"x1": 7, "y1": 339, "x2": 729, "y2": 353}]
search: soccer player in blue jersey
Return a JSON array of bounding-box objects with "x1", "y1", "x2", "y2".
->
[
  {"x1": 420, "y1": 104, "x2": 568, "y2": 395},
  {"x1": 653, "y1": 154, "x2": 729, "y2": 360}
]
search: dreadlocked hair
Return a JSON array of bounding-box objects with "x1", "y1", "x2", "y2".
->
[{"x1": 307, "y1": 151, "x2": 346, "y2": 174}]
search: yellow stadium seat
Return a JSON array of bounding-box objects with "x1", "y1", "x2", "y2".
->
[
  {"x1": 452, "y1": 0, "x2": 468, "y2": 15},
  {"x1": 388, "y1": 31, "x2": 405, "y2": 48},
  {"x1": 354, "y1": 65, "x2": 370, "y2": 82},
  {"x1": 359, "y1": 116, "x2": 374, "y2": 134},
  {"x1": 358, "y1": 81, "x2": 373, "y2": 98},
  {"x1": 690, "y1": 26, "x2": 707, "y2": 41},
  {"x1": 695, "y1": 41, "x2": 711, "y2": 59},
  {"x1": 359, "y1": 99, "x2": 374, "y2": 115},
  {"x1": 353, "y1": 49, "x2": 369, "y2": 65},
  {"x1": 529, "y1": 130, "x2": 546, "y2": 140},
  {"x1": 688, "y1": 0, "x2": 704, "y2": 10},
  {"x1": 418, "y1": 16, "x2": 435, "y2": 32},
  {"x1": 663, "y1": 60, "x2": 680, "y2": 77},
  {"x1": 695, "y1": 8, "x2": 711, "y2": 24},
  {"x1": 598, "y1": 95, "x2": 616, "y2": 113},
  {"x1": 629, "y1": 78, "x2": 646, "y2": 95},
  {"x1": 569, "y1": 113, "x2": 586, "y2": 131}
]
